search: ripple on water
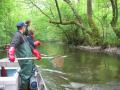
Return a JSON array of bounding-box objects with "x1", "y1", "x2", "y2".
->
[{"x1": 61, "y1": 82, "x2": 120, "y2": 90}]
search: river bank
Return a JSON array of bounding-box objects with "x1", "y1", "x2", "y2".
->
[
  {"x1": 75, "y1": 45, "x2": 120, "y2": 56},
  {"x1": 1, "y1": 42, "x2": 120, "y2": 56}
]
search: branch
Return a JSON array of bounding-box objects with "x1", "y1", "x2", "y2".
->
[
  {"x1": 29, "y1": 0, "x2": 51, "y2": 19},
  {"x1": 49, "y1": 20, "x2": 75, "y2": 25},
  {"x1": 49, "y1": 20, "x2": 86, "y2": 30},
  {"x1": 49, "y1": 7, "x2": 55, "y2": 18},
  {"x1": 54, "y1": 0, "x2": 62, "y2": 23},
  {"x1": 63, "y1": 0, "x2": 83, "y2": 24}
]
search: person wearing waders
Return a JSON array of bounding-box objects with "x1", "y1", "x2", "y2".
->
[{"x1": 8, "y1": 22, "x2": 41, "y2": 90}]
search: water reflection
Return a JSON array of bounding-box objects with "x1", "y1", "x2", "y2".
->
[
  {"x1": 1, "y1": 42, "x2": 120, "y2": 90},
  {"x1": 52, "y1": 56, "x2": 65, "y2": 68},
  {"x1": 38, "y1": 42, "x2": 120, "y2": 90}
]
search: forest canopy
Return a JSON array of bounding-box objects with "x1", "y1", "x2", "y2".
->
[{"x1": 0, "y1": 0, "x2": 120, "y2": 46}]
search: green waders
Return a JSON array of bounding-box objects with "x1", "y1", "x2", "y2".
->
[{"x1": 16, "y1": 37, "x2": 35, "y2": 90}]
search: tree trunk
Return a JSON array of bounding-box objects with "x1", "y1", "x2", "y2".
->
[
  {"x1": 87, "y1": 0, "x2": 101, "y2": 45},
  {"x1": 110, "y1": 0, "x2": 120, "y2": 41},
  {"x1": 110, "y1": 0, "x2": 118, "y2": 27}
]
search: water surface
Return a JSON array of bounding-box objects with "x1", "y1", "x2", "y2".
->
[
  {"x1": 1, "y1": 43, "x2": 120, "y2": 90},
  {"x1": 37, "y1": 42, "x2": 120, "y2": 90}
]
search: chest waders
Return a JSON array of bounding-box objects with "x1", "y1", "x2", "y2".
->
[{"x1": 16, "y1": 36, "x2": 35, "y2": 89}]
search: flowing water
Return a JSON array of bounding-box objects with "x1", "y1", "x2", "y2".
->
[
  {"x1": 1, "y1": 42, "x2": 120, "y2": 90},
  {"x1": 38, "y1": 42, "x2": 120, "y2": 90}
]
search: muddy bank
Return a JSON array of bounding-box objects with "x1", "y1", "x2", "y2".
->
[{"x1": 75, "y1": 46, "x2": 120, "y2": 55}]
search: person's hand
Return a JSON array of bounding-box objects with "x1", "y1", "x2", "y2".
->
[
  {"x1": 32, "y1": 49, "x2": 41, "y2": 60},
  {"x1": 34, "y1": 41, "x2": 41, "y2": 47},
  {"x1": 9, "y1": 55, "x2": 15, "y2": 62},
  {"x1": 8, "y1": 47, "x2": 15, "y2": 62}
]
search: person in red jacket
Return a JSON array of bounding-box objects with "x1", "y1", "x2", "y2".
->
[{"x1": 8, "y1": 21, "x2": 41, "y2": 90}]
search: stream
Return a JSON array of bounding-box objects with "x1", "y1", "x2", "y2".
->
[
  {"x1": 1, "y1": 42, "x2": 120, "y2": 90},
  {"x1": 38, "y1": 42, "x2": 120, "y2": 90}
]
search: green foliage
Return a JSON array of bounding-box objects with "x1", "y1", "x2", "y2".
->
[{"x1": 0, "y1": 0, "x2": 120, "y2": 46}]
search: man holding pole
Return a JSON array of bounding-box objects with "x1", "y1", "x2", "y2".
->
[{"x1": 8, "y1": 21, "x2": 41, "y2": 90}]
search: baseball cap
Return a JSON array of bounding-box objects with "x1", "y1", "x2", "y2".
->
[{"x1": 16, "y1": 22, "x2": 26, "y2": 27}]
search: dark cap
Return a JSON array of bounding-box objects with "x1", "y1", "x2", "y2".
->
[{"x1": 16, "y1": 22, "x2": 26, "y2": 27}]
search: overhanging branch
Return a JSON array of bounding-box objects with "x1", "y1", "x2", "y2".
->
[
  {"x1": 49, "y1": 20, "x2": 75, "y2": 25},
  {"x1": 49, "y1": 20, "x2": 86, "y2": 30},
  {"x1": 29, "y1": 0, "x2": 51, "y2": 19},
  {"x1": 54, "y1": 0, "x2": 62, "y2": 23}
]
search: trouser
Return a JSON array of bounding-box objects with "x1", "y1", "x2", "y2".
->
[{"x1": 18, "y1": 60, "x2": 35, "y2": 90}]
